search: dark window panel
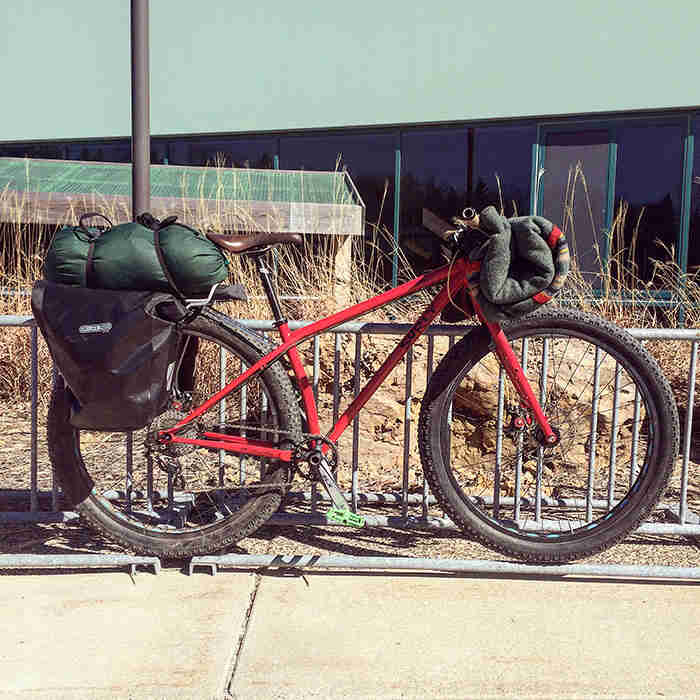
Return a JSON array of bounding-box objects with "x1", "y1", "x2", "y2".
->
[
  {"x1": 0, "y1": 141, "x2": 70, "y2": 159},
  {"x1": 163, "y1": 137, "x2": 277, "y2": 169},
  {"x1": 166, "y1": 139, "x2": 190, "y2": 165},
  {"x1": 399, "y1": 127, "x2": 469, "y2": 268},
  {"x1": 689, "y1": 116, "x2": 700, "y2": 275},
  {"x1": 187, "y1": 137, "x2": 277, "y2": 169},
  {"x1": 280, "y1": 131, "x2": 396, "y2": 231},
  {"x1": 473, "y1": 124, "x2": 535, "y2": 217},
  {"x1": 540, "y1": 129, "x2": 611, "y2": 280},
  {"x1": 400, "y1": 127, "x2": 468, "y2": 223},
  {"x1": 60, "y1": 140, "x2": 130, "y2": 162},
  {"x1": 614, "y1": 122, "x2": 683, "y2": 282}
]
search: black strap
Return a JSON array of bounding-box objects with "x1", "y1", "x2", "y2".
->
[
  {"x1": 153, "y1": 227, "x2": 185, "y2": 299},
  {"x1": 85, "y1": 240, "x2": 97, "y2": 288},
  {"x1": 135, "y1": 212, "x2": 159, "y2": 230},
  {"x1": 78, "y1": 212, "x2": 113, "y2": 234}
]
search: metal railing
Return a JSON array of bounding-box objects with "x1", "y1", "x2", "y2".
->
[{"x1": 1, "y1": 314, "x2": 699, "y2": 577}]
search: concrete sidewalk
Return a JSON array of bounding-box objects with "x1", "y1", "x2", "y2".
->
[
  {"x1": 1, "y1": 569, "x2": 254, "y2": 699},
  {"x1": 1, "y1": 567, "x2": 699, "y2": 699}
]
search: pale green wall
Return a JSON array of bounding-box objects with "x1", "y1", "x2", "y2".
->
[{"x1": 3, "y1": 0, "x2": 700, "y2": 141}]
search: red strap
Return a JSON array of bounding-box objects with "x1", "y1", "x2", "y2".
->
[
  {"x1": 533, "y1": 291, "x2": 552, "y2": 304},
  {"x1": 547, "y1": 226, "x2": 563, "y2": 248}
]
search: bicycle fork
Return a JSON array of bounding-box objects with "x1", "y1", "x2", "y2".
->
[{"x1": 474, "y1": 304, "x2": 559, "y2": 446}]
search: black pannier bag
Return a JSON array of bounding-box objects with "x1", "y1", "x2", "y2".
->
[{"x1": 32, "y1": 280, "x2": 187, "y2": 431}]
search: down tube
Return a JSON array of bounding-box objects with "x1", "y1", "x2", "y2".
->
[
  {"x1": 167, "y1": 262, "x2": 461, "y2": 435},
  {"x1": 327, "y1": 283, "x2": 458, "y2": 445}
]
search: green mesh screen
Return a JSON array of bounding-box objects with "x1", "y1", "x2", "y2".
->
[{"x1": 0, "y1": 158, "x2": 358, "y2": 205}]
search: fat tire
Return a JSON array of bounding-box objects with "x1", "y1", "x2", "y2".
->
[
  {"x1": 418, "y1": 308, "x2": 679, "y2": 563},
  {"x1": 47, "y1": 311, "x2": 302, "y2": 558}
]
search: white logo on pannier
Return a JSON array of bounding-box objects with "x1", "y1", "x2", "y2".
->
[{"x1": 78, "y1": 322, "x2": 113, "y2": 334}]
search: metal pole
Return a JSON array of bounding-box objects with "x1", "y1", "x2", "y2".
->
[{"x1": 131, "y1": 0, "x2": 150, "y2": 219}]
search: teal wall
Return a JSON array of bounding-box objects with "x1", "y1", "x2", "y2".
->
[{"x1": 3, "y1": 0, "x2": 700, "y2": 141}]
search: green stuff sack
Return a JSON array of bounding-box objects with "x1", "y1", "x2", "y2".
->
[
  {"x1": 43, "y1": 223, "x2": 101, "y2": 288},
  {"x1": 44, "y1": 213, "x2": 230, "y2": 297}
]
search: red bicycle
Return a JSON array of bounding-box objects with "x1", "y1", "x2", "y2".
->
[{"x1": 47, "y1": 212, "x2": 679, "y2": 562}]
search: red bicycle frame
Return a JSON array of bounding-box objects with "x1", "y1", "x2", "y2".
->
[{"x1": 160, "y1": 256, "x2": 556, "y2": 458}]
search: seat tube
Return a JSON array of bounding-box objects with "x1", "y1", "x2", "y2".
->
[
  {"x1": 278, "y1": 323, "x2": 321, "y2": 434},
  {"x1": 256, "y1": 253, "x2": 321, "y2": 435}
]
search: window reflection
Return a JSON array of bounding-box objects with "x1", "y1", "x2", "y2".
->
[
  {"x1": 0, "y1": 141, "x2": 72, "y2": 160},
  {"x1": 399, "y1": 127, "x2": 468, "y2": 268},
  {"x1": 165, "y1": 137, "x2": 277, "y2": 169},
  {"x1": 280, "y1": 131, "x2": 396, "y2": 231},
  {"x1": 540, "y1": 129, "x2": 610, "y2": 281},
  {"x1": 473, "y1": 124, "x2": 535, "y2": 217},
  {"x1": 68, "y1": 141, "x2": 131, "y2": 162},
  {"x1": 614, "y1": 122, "x2": 683, "y2": 282}
]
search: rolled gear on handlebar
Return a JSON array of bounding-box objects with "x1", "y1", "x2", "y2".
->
[{"x1": 460, "y1": 206, "x2": 570, "y2": 323}]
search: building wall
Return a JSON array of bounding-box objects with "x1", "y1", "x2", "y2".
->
[
  {"x1": 2, "y1": 2, "x2": 699, "y2": 283},
  {"x1": 3, "y1": 112, "x2": 699, "y2": 282},
  {"x1": 2, "y1": 0, "x2": 699, "y2": 141}
]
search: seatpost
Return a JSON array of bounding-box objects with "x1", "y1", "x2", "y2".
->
[{"x1": 255, "y1": 252, "x2": 286, "y2": 324}]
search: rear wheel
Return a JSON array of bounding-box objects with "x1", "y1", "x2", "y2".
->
[
  {"x1": 48, "y1": 313, "x2": 301, "y2": 557},
  {"x1": 418, "y1": 308, "x2": 679, "y2": 562}
]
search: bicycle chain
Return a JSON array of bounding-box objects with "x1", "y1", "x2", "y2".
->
[{"x1": 146, "y1": 419, "x2": 339, "y2": 491}]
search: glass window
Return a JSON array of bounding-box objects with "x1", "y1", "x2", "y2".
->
[
  {"x1": 614, "y1": 121, "x2": 684, "y2": 282},
  {"x1": 688, "y1": 116, "x2": 700, "y2": 275},
  {"x1": 0, "y1": 141, "x2": 70, "y2": 159},
  {"x1": 472, "y1": 124, "x2": 535, "y2": 217},
  {"x1": 280, "y1": 131, "x2": 396, "y2": 231},
  {"x1": 65, "y1": 140, "x2": 130, "y2": 162},
  {"x1": 399, "y1": 127, "x2": 469, "y2": 267},
  {"x1": 170, "y1": 136, "x2": 277, "y2": 169},
  {"x1": 539, "y1": 129, "x2": 611, "y2": 281}
]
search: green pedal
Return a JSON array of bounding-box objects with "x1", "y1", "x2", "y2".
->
[{"x1": 326, "y1": 508, "x2": 365, "y2": 528}]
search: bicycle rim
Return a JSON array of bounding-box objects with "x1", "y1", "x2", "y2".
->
[
  {"x1": 420, "y1": 310, "x2": 678, "y2": 561},
  {"x1": 49, "y1": 316, "x2": 300, "y2": 556}
]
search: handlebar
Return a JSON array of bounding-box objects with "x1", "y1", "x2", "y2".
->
[
  {"x1": 460, "y1": 208, "x2": 480, "y2": 228},
  {"x1": 448, "y1": 207, "x2": 489, "y2": 255}
]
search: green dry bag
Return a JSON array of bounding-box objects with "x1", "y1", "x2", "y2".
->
[{"x1": 44, "y1": 212, "x2": 229, "y2": 297}]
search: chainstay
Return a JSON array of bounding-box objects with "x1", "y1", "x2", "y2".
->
[{"x1": 147, "y1": 420, "x2": 339, "y2": 491}]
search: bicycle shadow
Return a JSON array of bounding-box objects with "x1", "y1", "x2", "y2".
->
[
  {"x1": 0, "y1": 520, "x2": 130, "y2": 557},
  {"x1": 243, "y1": 521, "x2": 481, "y2": 559}
]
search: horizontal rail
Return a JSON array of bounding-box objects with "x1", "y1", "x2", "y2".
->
[
  {"x1": 188, "y1": 554, "x2": 700, "y2": 580},
  {"x1": 1, "y1": 313, "x2": 699, "y2": 578},
  {"x1": 6, "y1": 313, "x2": 700, "y2": 340},
  {"x1": 0, "y1": 554, "x2": 160, "y2": 574}
]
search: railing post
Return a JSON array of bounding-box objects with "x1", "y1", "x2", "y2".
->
[{"x1": 30, "y1": 326, "x2": 38, "y2": 512}]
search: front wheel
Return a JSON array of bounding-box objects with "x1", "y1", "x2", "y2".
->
[
  {"x1": 48, "y1": 312, "x2": 302, "y2": 557},
  {"x1": 418, "y1": 308, "x2": 679, "y2": 562}
]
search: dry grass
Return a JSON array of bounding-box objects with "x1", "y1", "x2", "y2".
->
[
  {"x1": 1, "y1": 162, "x2": 697, "y2": 414},
  {"x1": 0, "y1": 173, "x2": 420, "y2": 405},
  {"x1": 532, "y1": 165, "x2": 700, "y2": 439}
]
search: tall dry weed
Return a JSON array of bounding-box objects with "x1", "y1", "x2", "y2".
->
[
  {"x1": 0, "y1": 168, "x2": 416, "y2": 405},
  {"x1": 1, "y1": 161, "x2": 697, "y2": 429}
]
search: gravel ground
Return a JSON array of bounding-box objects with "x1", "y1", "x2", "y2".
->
[{"x1": 2, "y1": 399, "x2": 699, "y2": 570}]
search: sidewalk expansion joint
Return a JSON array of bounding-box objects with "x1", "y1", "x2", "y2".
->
[{"x1": 225, "y1": 571, "x2": 262, "y2": 699}]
